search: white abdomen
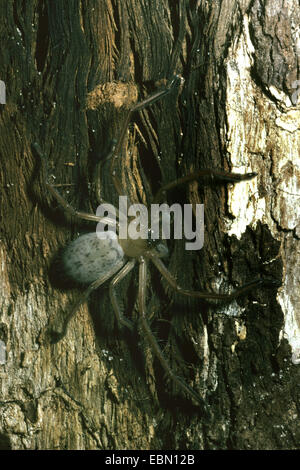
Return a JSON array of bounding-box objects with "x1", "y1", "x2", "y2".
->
[{"x1": 62, "y1": 231, "x2": 124, "y2": 284}]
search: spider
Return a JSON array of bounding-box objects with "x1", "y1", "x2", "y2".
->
[{"x1": 34, "y1": 75, "x2": 279, "y2": 412}]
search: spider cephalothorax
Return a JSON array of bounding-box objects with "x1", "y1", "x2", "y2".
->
[{"x1": 34, "y1": 75, "x2": 279, "y2": 413}]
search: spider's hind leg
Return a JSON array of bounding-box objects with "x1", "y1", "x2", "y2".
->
[
  {"x1": 138, "y1": 256, "x2": 210, "y2": 415},
  {"x1": 109, "y1": 260, "x2": 136, "y2": 332}
]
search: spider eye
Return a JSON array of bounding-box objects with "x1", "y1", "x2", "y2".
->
[{"x1": 146, "y1": 229, "x2": 168, "y2": 257}]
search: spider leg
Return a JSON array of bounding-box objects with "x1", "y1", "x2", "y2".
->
[
  {"x1": 109, "y1": 259, "x2": 136, "y2": 332},
  {"x1": 33, "y1": 142, "x2": 116, "y2": 226},
  {"x1": 110, "y1": 75, "x2": 183, "y2": 197},
  {"x1": 138, "y1": 256, "x2": 208, "y2": 412},
  {"x1": 150, "y1": 255, "x2": 280, "y2": 301},
  {"x1": 52, "y1": 259, "x2": 126, "y2": 343},
  {"x1": 153, "y1": 168, "x2": 258, "y2": 203}
]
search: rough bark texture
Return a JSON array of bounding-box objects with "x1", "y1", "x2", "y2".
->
[{"x1": 0, "y1": 0, "x2": 299, "y2": 450}]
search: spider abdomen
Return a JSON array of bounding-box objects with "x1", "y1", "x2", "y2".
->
[{"x1": 62, "y1": 231, "x2": 125, "y2": 284}]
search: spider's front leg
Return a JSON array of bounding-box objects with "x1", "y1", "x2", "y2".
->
[
  {"x1": 33, "y1": 142, "x2": 116, "y2": 227},
  {"x1": 109, "y1": 260, "x2": 136, "y2": 332},
  {"x1": 153, "y1": 167, "x2": 258, "y2": 203},
  {"x1": 150, "y1": 166, "x2": 280, "y2": 295},
  {"x1": 138, "y1": 257, "x2": 209, "y2": 414}
]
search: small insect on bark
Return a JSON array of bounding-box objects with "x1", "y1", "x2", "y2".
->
[{"x1": 33, "y1": 75, "x2": 280, "y2": 414}]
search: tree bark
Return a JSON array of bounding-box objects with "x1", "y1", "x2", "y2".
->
[{"x1": 0, "y1": 0, "x2": 299, "y2": 450}]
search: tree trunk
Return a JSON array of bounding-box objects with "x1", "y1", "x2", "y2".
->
[{"x1": 0, "y1": 0, "x2": 299, "y2": 450}]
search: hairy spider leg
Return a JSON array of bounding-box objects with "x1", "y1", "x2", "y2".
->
[
  {"x1": 150, "y1": 255, "x2": 280, "y2": 302},
  {"x1": 109, "y1": 75, "x2": 183, "y2": 197},
  {"x1": 152, "y1": 168, "x2": 258, "y2": 203},
  {"x1": 138, "y1": 257, "x2": 209, "y2": 413},
  {"x1": 33, "y1": 142, "x2": 116, "y2": 227}
]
